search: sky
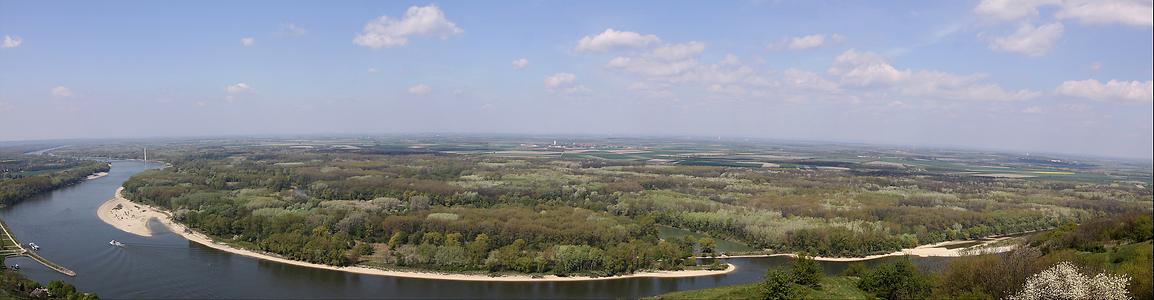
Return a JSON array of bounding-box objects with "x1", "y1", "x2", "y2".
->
[{"x1": 1, "y1": 1, "x2": 1152, "y2": 159}]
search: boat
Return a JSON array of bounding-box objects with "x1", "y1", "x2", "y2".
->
[
  {"x1": 109, "y1": 240, "x2": 124, "y2": 247},
  {"x1": 27, "y1": 242, "x2": 39, "y2": 250}
]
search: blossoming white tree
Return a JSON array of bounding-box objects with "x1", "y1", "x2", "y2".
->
[{"x1": 1009, "y1": 261, "x2": 1131, "y2": 300}]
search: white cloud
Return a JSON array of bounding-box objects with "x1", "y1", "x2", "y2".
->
[
  {"x1": 598, "y1": 36, "x2": 778, "y2": 100},
  {"x1": 1056, "y1": 79, "x2": 1153, "y2": 102},
  {"x1": 605, "y1": 41, "x2": 706, "y2": 77},
  {"x1": 575, "y1": 29, "x2": 661, "y2": 52},
  {"x1": 408, "y1": 84, "x2": 432, "y2": 95},
  {"x1": 783, "y1": 69, "x2": 839, "y2": 92},
  {"x1": 544, "y1": 73, "x2": 576, "y2": 89},
  {"x1": 241, "y1": 37, "x2": 255, "y2": 47},
  {"x1": 226, "y1": 83, "x2": 251, "y2": 94},
  {"x1": 512, "y1": 58, "x2": 529, "y2": 69},
  {"x1": 974, "y1": 0, "x2": 1061, "y2": 21},
  {"x1": 901, "y1": 70, "x2": 1041, "y2": 101},
  {"x1": 51, "y1": 86, "x2": 73, "y2": 98},
  {"x1": 368, "y1": 67, "x2": 380, "y2": 73},
  {"x1": 828, "y1": 49, "x2": 910, "y2": 86},
  {"x1": 2, "y1": 35, "x2": 22, "y2": 48},
  {"x1": 1057, "y1": 0, "x2": 1153, "y2": 26},
  {"x1": 544, "y1": 73, "x2": 589, "y2": 95},
  {"x1": 789, "y1": 34, "x2": 825, "y2": 50},
  {"x1": 353, "y1": 5, "x2": 463, "y2": 49},
  {"x1": 769, "y1": 34, "x2": 843, "y2": 50},
  {"x1": 649, "y1": 41, "x2": 706, "y2": 61},
  {"x1": 280, "y1": 23, "x2": 307, "y2": 36},
  {"x1": 583, "y1": 29, "x2": 1036, "y2": 104},
  {"x1": 987, "y1": 22, "x2": 1064, "y2": 57},
  {"x1": 974, "y1": 0, "x2": 1152, "y2": 27},
  {"x1": 828, "y1": 49, "x2": 1038, "y2": 101}
]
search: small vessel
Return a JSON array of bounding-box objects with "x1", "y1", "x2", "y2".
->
[
  {"x1": 27, "y1": 242, "x2": 39, "y2": 250},
  {"x1": 109, "y1": 240, "x2": 124, "y2": 247}
]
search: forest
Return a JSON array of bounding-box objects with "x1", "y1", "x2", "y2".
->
[
  {"x1": 0, "y1": 155, "x2": 110, "y2": 207},
  {"x1": 105, "y1": 137, "x2": 1151, "y2": 277}
]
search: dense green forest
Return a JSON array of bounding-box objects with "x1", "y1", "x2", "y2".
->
[
  {"x1": 653, "y1": 213, "x2": 1154, "y2": 300},
  {"x1": 108, "y1": 138, "x2": 1151, "y2": 277},
  {"x1": 0, "y1": 156, "x2": 109, "y2": 207}
]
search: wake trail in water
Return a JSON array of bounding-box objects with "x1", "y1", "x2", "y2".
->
[{"x1": 119, "y1": 242, "x2": 217, "y2": 251}]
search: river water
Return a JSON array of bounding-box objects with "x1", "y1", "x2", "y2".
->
[{"x1": 1, "y1": 161, "x2": 950, "y2": 299}]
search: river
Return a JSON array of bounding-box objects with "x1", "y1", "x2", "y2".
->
[{"x1": 0, "y1": 160, "x2": 952, "y2": 299}]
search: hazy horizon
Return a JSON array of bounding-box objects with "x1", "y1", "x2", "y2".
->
[{"x1": 2, "y1": 1, "x2": 1152, "y2": 159}]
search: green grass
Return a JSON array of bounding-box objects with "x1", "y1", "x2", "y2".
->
[
  {"x1": 649, "y1": 276, "x2": 869, "y2": 300},
  {"x1": 648, "y1": 282, "x2": 762, "y2": 299},
  {"x1": 803, "y1": 277, "x2": 870, "y2": 300}
]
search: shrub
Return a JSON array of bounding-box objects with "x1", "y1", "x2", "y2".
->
[
  {"x1": 791, "y1": 255, "x2": 823, "y2": 289},
  {"x1": 858, "y1": 258, "x2": 932, "y2": 300},
  {"x1": 761, "y1": 268, "x2": 799, "y2": 300}
]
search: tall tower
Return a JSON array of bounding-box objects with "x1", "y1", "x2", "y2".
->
[{"x1": 143, "y1": 146, "x2": 148, "y2": 164}]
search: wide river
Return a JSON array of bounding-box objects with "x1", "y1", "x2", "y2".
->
[{"x1": 1, "y1": 161, "x2": 951, "y2": 299}]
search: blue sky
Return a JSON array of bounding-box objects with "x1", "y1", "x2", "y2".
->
[{"x1": 1, "y1": 0, "x2": 1152, "y2": 159}]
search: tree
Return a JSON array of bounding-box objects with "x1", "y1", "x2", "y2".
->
[
  {"x1": 466, "y1": 233, "x2": 490, "y2": 264},
  {"x1": 699, "y1": 237, "x2": 716, "y2": 256},
  {"x1": 422, "y1": 232, "x2": 444, "y2": 246},
  {"x1": 791, "y1": 255, "x2": 823, "y2": 289},
  {"x1": 387, "y1": 231, "x2": 406, "y2": 249},
  {"x1": 858, "y1": 258, "x2": 932, "y2": 300},
  {"x1": 1008, "y1": 262, "x2": 1131, "y2": 300},
  {"x1": 761, "y1": 268, "x2": 799, "y2": 300}
]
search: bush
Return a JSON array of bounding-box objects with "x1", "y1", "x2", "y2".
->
[
  {"x1": 760, "y1": 268, "x2": 799, "y2": 300},
  {"x1": 858, "y1": 258, "x2": 932, "y2": 300},
  {"x1": 791, "y1": 255, "x2": 823, "y2": 289}
]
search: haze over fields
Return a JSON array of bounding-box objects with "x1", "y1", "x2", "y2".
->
[{"x1": 1, "y1": 1, "x2": 1152, "y2": 158}]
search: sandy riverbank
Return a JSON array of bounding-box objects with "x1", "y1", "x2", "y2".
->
[
  {"x1": 96, "y1": 188, "x2": 162, "y2": 237},
  {"x1": 97, "y1": 187, "x2": 736, "y2": 282},
  {"x1": 86, "y1": 172, "x2": 109, "y2": 180},
  {"x1": 711, "y1": 237, "x2": 1018, "y2": 262}
]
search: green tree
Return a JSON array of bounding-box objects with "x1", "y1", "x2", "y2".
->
[
  {"x1": 791, "y1": 255, "x2": 823, "y2": 289},
  {"x1": 858, "y1": 258, "x2": 932, "y2": 300},
  {"x1": 761, "y1": 268, "x2": 799, "y2": 300},
  {"x1": 465, "y1": 233, "x2": 490, "y2": 264},
  {"x1": 422, "y1": 232, "x2": 444, "y2": 246},
  {"x1": 699, "y1": 237, "x2": 716, "y2": 256}
]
